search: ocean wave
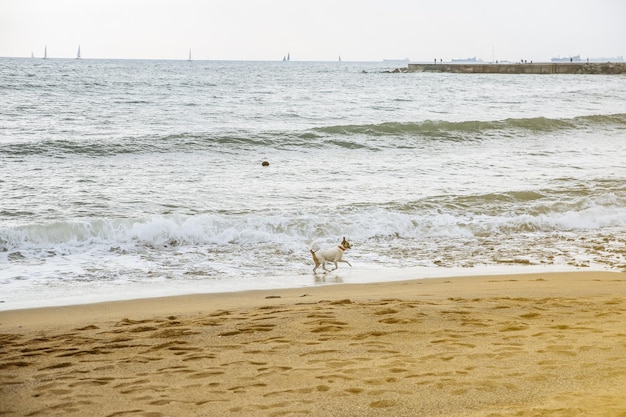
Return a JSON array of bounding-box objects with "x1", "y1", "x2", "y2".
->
[
  {"x1": 2, "y1": 114, "x2": 624, "y2": 158},
  {"x1": 2, "y1": 187, "x2": 625, "y2": 289},
  {"x1": 0, "y1": 133, "x2": 278, "y2": 158},
  {"x1": 2, "y1": 190, "x2": 624, "y2": 259},
  {"x1": 312, "y1": 113, "x2": 626, "y2": 137}
]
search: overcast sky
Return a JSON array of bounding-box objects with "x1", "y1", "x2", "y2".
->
[{"x1": 1, "y1": 0, "x2": 624, "y2": 62}]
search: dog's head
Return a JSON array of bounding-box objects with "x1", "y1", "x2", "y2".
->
[{"x1": 340, "y1": 236, "x2": 352, "y2": 249}]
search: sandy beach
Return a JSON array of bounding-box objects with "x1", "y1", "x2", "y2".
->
[{"x1": 1, "y1": 271, "x2": 625, "y2": 417}]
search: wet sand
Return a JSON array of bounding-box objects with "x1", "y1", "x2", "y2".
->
[{"x1": 1, "y1": 271, "x2": 626, "y2": 416}]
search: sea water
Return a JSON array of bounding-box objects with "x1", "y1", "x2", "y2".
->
[{"x1": 1, "y1": 58, "x2": 625, "y2": 310}]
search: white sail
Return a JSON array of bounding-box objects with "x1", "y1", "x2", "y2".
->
[
  {"x1": 77, "y1": 45, "x2": 81, "y2": 59},
  {"x1": 43, "y1": 45, "x2": 47, "y2": 59}
]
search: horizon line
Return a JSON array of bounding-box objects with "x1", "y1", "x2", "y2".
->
[
  {"x1": 0, "y1": 56, "x2": 409, "y2": 63},
  {"x1": 3, "y1": 56, "x2": 625, "y2": 64}
]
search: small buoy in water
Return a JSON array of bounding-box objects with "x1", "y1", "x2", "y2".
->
[{"x1": 261, "y1": 161, "x2": 270, "y2": 167}]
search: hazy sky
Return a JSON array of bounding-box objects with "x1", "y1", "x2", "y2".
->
[{"x1": 1, "y1": 0, "x2": 624, "y2": 61}]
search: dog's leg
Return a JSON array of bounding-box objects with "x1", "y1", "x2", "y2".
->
[{"x1": 331, "y1": 260, "x2": 352, "y2": 270}]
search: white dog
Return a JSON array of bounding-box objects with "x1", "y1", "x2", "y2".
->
[{"x1": 310, "y1": 237, "x2": 352, "y2": 272}]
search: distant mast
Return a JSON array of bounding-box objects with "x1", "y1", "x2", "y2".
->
[
  {"x1": 188, "y1": 48, "x2": 191, "y2": 61},
  {"x1": 43, "y1": 45, "x2": 47, "y2": 59},
  {"x1": 76, "y1": 45, "x2": 81, "y2": 59}
]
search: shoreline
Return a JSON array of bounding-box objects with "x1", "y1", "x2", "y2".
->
[
  {"x1": 0, "y1": 265, "x2": 605, "y2": 312},
  {"x1": 0, "y1": 270, "x2": 620, "y2": 325},
  {"x1": 2, "y1": 271, "x2": 626, "y2": 416}
]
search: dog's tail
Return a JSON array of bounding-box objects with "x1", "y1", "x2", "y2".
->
[{"x1": 309, "y1": 242, "x2": 320, "y2": 264}]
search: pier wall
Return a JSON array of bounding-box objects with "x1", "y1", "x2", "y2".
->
[{"x1": 407, "y1": 62, "x2": 626, "y2": 74}]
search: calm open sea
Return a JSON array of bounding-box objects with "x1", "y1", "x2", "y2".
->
[{"x1": 1, "y1": 58, "x2": 625, "y2": 310}]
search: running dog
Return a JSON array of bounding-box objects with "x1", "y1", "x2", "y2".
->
[{"x1": 310, "y1": 237, "x2": 352, "y2": 272}]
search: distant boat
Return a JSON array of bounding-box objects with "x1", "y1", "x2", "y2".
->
[
  {"x1": 339, "y1": 55, "x2": 342, "y2": 62},
  {"x1": 283, "y1": 53, "x2": 291, "y2": 62},
  {"x1": 188, "y1": 48, "x2": 191, "y2": 61},
  {"x1": 551, "y1": 55, "x2": 581, "y2": 63},
  {"x1": 451, "y1": 56, "x2": 482, "y2": 63},
  {"x1": 76, "y1": 45, "x2": 81, "y2": 59},
  {"x1": 31, "y1": 52, "x2": 34, "y2": 58},
  {"x1": 43, "y1": 45, "x2": 47, "y2": 59}
]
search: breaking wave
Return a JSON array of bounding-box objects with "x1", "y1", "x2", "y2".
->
[
  {"x1": 312, "y1": 113, "x2": 626, "y2": 137},
  {"x1": 2, "y1": 114, "x2": 624, "y2": 157},
  {"x1": 2, "y1": 187, "x2": 625, "y2": 270}
]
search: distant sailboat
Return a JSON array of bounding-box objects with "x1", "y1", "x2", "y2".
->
[
  {"x1": 31, "y1": 52, "x2": 34, "y2": 58},
  {"x1": 43, "y1": 45, "x2": 47, "y2": 59},
  {"x1": 339, "y1": 55, "x2": 342, "y2": 62},
  {"x1": 76, "y1": 45, "x2": 81, "y2": 59},
  {"x1": 283, "y1": 52, "x2": 290, "y2": 61},
  {"x1": 188, "y1": 48, "x2": 192, "y2": 61}
]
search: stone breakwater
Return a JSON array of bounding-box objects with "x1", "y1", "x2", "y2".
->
[{"x1": 404, "y1": 62, "x2": 626, "y2": 74}]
